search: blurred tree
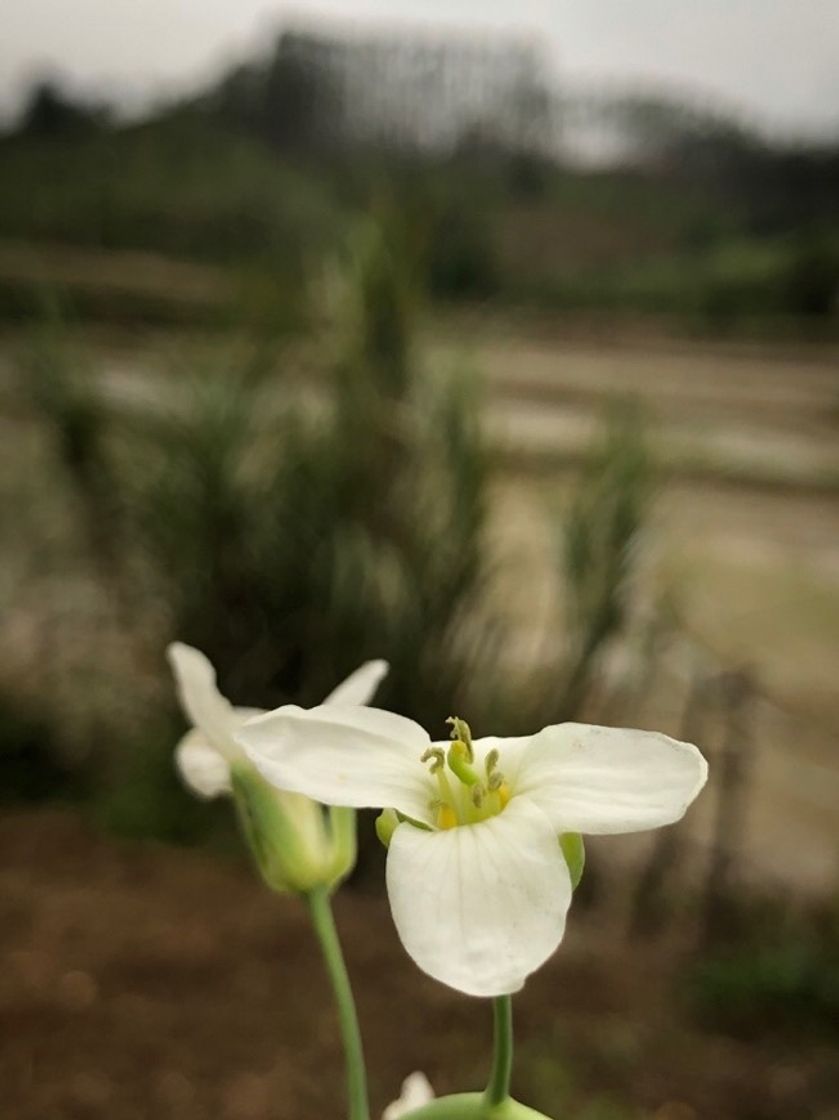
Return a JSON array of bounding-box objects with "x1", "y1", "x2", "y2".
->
[
  {"x1": 208, "y1": 32, "x2": 341, "y2": 154},
  {"x1": 16, "y1": 77, "x2": 110, "y2": 139}
]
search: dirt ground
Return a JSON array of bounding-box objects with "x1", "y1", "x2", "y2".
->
[
  {"x1": 2, "y1": 321, "x2": 839, "y2": 1116},
  {"x1": 2, "y1": 809, "x2": 836, "y2": 1120}
]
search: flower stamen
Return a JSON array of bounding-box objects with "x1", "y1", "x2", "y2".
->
[
  {"x1": 446, "y1": 716, "x2": 474, "y2": 762},
  {"x1": 420, "y1": 747, "x2": 445, "y2": 773},
  {"x1": 423, "y1": 717, "x2": 515, "y2": 830}
]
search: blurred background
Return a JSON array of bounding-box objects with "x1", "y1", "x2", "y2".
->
[{"x1": 1, "y1": 3, "x2": 838, "y2": 1118}]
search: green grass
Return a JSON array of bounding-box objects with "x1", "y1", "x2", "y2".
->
[
  {"x1": 4, "y1": 117, "x2": 838, "y2": 331},
  {"x1": 688, "y1": 926, "x2": 839, "y2": 1037},
  {"x1": 0, "y1": 115, "x2": 345, "y2": 265}
]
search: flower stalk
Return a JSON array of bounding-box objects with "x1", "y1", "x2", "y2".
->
[
  {"x1": 307, "y1": 886, "x2": 370, "y2": 1120},
  {"x1": 485, "y1": 996, "x2": 514, "y2": 1108}
]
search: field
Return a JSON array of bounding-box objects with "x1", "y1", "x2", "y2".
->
[
  {"x1": 4, "y1": 43, "x2": 839, "y2": 1120},
  {"x1": 463, "y1": 318, "x2": 839, "y2": 892},
  {"x1": 2, "y1": 309, "x2": 839, "y2": 1119},
  {"x1": 3, "y1": 808, "x2": 837, "y2": 1120},
  {"x1": 3, "y1": 314, "x2": 839, "y2": 882}
]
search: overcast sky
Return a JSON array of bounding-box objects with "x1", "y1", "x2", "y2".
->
[{"x1": 3, "y1": 0, "x2": 838, "y2": 135}]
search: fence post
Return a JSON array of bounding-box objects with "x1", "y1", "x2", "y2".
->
[
  {"x1": 701, "y1": 666, "x2": 755, "y2": 946},
  {"x1": 628, "y1": 657, "x2": 709, "y2": 938}
]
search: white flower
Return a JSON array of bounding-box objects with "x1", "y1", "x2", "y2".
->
[
  {"x1": 167, "y1": 642, "x2": 388, "y2": 798},
  {"x1": 167, "y1": 643, "x2": 388, "y2": 893},
  {"x1": 382, "y1": 1072, "x2": 435, "y2": 1120},
  {"x1": 236, "y1": 707, "x2": 707, "y2": 996}
]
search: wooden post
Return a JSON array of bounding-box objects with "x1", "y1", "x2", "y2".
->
[
  {"x1": 701, "y1": 667, "x2": 755, "y2": 946},
  {"x1": 629, "y1": 658, "x2": 709, "y2": 938}
]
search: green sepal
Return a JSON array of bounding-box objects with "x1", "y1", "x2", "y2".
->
[
  {"x1": 559, "y1": 832, "x2": 586, "y2": 891},
  {"x1": 327, "y1": 806, "x2": 357, "y2": 889},
  {"x1": 396, "y1": 810, "x2": 433, "y2": 831},
  {"x1": 230, "y1": 761, "x2": 334, "y2": 895},
  {"x1": 398, "y1": 1092, "x2": 554, "y2": 1119},
  {"x1": 375, "y1": 808, "x2": 399, "y2": 848}
]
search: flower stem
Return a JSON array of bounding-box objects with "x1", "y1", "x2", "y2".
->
[
  {"x1": 484, "y1": 995, "x2": 514, "y2": 1108},
  {"x1": 306, "y1": 887, "x2": 370, "y2": 1120}
]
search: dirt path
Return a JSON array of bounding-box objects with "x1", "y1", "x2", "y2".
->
[{"x1": 2, "y1": 810, "x2": 836, "y2": 1120}]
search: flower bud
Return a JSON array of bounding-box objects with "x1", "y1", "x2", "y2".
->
[{"x1": 230, "y1": 762, "x2": 356, "y2": 895}]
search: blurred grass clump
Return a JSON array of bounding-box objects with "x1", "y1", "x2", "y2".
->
[
  {"x1": 555, "y1": 403, "x2": 653, "y2": 720},
  {"x1": 687, "y1": 902, "x2": 839, "y2": 1037},
  {"x1": 15, "y1": 215, "x2": 504, "y2": 836},
  {"x1": 11, "y1": 206, "x2": 662, "y2": 843}
]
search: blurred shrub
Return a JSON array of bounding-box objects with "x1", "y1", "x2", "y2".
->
[
  {"x1": 28, "y1": 215, "x2": 491, "y2": 756},
  {"x1": 782, "y1": 236, "x2": 839, "y2": 317},
  {"x1": 15, "y1": 78, "x2": 110, "y2": 140},
  {"x1": 0, "y1": 116, "x2": 344, "y2": 268},
  {"x1": 92, "y1": 714, "x2": 222, "y2": 844},
  {"x1": 280, "y1": 214, "x2": 492, "y2": 721},
  {"x1": 21, "y1": 311, "x2": 126, "y2": 598},
  {"x1": 553, "y1": 404, "x2": 654, "y2": 720},
  {"x1": 0, "y1": 689, "x2": 79, "y2": 804},
  {"x1": 19, "y1": 223, "x2": 661, "y2": 837},
  {"x1": 426, "y1": 201, "x2": 500, "y2": 299},
  {"x1": 517, "y1": 1029, "x2": 641, "y2": 1120},
  {"x1": 688, "y1": 906, "x2": 839, "y2": 1037}
]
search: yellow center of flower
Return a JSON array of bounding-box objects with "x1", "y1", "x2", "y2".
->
[{"x1": 421, "y1": 717, "x2": 511, "y2": 830}]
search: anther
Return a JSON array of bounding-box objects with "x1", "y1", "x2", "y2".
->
[
  {"x1": 421, "y1": 747, "x2": 445, "y2": 773},
  {"x1": 446, "y1": 716, "x2": 474, "y2": 762},
  {"x1": 485, "y1": 749, "x2": 500, "y2": 777},
  {"x1": 471, "y1": 785, "x2": 485, "y2": 809}
]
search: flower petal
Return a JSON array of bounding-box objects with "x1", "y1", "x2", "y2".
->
[
  {"x1": 515, "y1": 723, "x2": 708, "y2": 835},
  {"x1": 166, "y1": 643, "x2": 237, "y2": 759},
  {"x1": 382, "y1": 1072, "x2": 435, "y2": 1120},
  {"x1": 236, "y1": 705, "x2": 435, "y2": 824},
  {"x1": 386, "y1": 797, "x2": 573, "y2": 997},
  {"x1": 323, "y1": 659, "x2": 389, "y2": 707},
  {"x1": 175, "y1": 730, "x2": 231, "y2": 799},
  {"x1": 174, "y1": 707, "x2": 263, "y2": 799}
]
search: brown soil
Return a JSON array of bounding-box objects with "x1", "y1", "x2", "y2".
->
[{"x1": 1, "y1": 809, "x2": 835, "y2": 1120}]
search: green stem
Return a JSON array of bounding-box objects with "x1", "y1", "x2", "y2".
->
[
  {"x1": 307, "y1": 887, "x2": 370, "y2": 1120},
  {"x1": 484, "y1": 995, "x2": 514, "y2": 1108}
]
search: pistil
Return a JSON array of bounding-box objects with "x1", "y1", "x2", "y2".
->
[{"x1": 422, "y1": 717, "x2": 512, "y2": 829}]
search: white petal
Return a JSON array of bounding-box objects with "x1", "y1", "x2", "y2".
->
[
  {"x1": 166, "y1": 643, "x2": 238, "y2": 759},
  {"x1": 236, "y1": 705, "x2": 435, "y2": 824},
  {"x1": 386, "y1": 797, "x2": 573, "y2": 997},
  {"x1": 175, "y1": 730, "x2": 232, "y2": 799},
  {"x1": 323, "y1": 659, "x2": 389, "y2": 707},
  {"x1": 174, "y1": 707, "x2": 263, "y2": 801},
  {"x1": 382, "y1": 1072, "x2": 435, "y2": 1120},
  {"x1": 514, "y1": 723, "x2": 708, "y2": 835}
]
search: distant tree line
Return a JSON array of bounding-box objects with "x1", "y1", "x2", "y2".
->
[
  {"x1": 12, "y1": 78, "x2": 111, "y2": 139},
  {"x1": 6, "y1": 24, "x2": 838, "y2": 316},
  {"x1": 199, "y1": 28, "x2": 556, "y2": 159}
]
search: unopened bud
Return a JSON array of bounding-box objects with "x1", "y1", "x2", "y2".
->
[{"x1": 230, "y1": 762, "x2": 356, "y2": 895}]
